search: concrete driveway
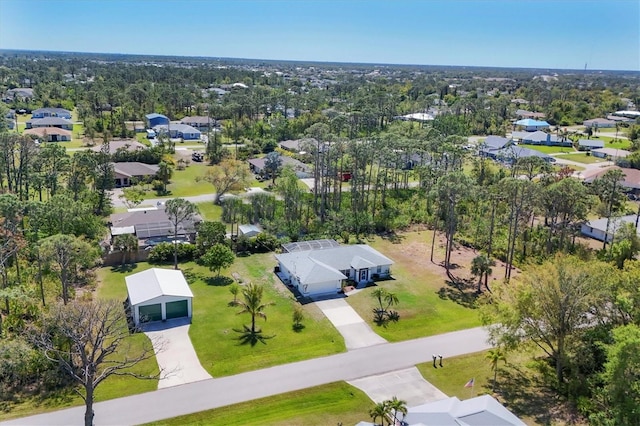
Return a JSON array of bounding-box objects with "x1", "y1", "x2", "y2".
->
[
  {"x1": 348, "y1": 367, "x2": 447, "y2": 407},
  {"x1": 143, "y1": 318, "x2": 212, "y2": 389},
  {"x1": 314, "y1": 299, "x2": 387, "y2": 350}
]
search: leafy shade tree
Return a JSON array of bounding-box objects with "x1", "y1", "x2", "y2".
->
[
  {"x1": 39, "y1": 234, "x2": 97, "y2": 305},
  {"x1": 486, "y1": 348, "x2": 507, "y2": 392},
  {"x1": 593, "y1": 324, "x2": 640, "y2": 426},
  {"x1": 263, "y1": 151, "x2": 283, "y2": 184},
  {"x1": 112, "y1": 233, "x2": 139, "y2": 265},
  {"x1": 235, "y1": 283, "x2": 274, "y2": 345},
  {"x1": 201, "y1": 159, "x2": 251, "y2": 204},
  {"x1": 482, "y1": 255, "x2": 612, "y2": 386},
  {"x1": 201, "y1": 243, "x2": 234, "y2": 277},
  {"x1": 195, "y1": 221, "x2": 226, "y2": 256},
  {"x1": 164, "y1": 198, "x2": 199, "y2": 270},
  {"x1": 31, "y1": 299, "x2": 160, "y2": 426},
  {"x1": 609, "y1": 222, "x2": 640, "y2": 269},
  {"x1": 471, "y1": 253, "x2": 495, "y2": 293},
  {"x1": 119, "y1": 186, "x2": 146, "y2": 209}
]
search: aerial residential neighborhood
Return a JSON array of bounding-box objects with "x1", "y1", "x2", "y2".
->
[{"x1": 0, "y1": 1, "x2": 639, "y2": 426}]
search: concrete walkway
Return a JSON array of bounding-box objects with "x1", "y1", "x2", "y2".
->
[
  {"x1": 2, "y1": 327, "x2": 491, "y2": 426},
  {"x1": 315, "y1": 298, "x2": 387, "y2": 350},
  {"x1": 143, "y1": 319, "x2": 212, "y2": 389},
  {"x1": 348, "y1": 367, "x2": 447, "y2": 407}
]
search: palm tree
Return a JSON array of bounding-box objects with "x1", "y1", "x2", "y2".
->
[
  {"x1": 369, "y1": 401, "x2": 391, "y2": 426},
  {"x1": 156, "y1": 161, "x2": 173, "y2": 194},
  {"x1": 471, "y1": 253, "x2": 496, "y2": 293},
  {"x1": 237, "y1": 283, "x2": 268, "y2": 334},
  {"x1": 112, "y1": 233, "x2": 138, "y2": 265},
  {"x1": 486, "y1": 348, "x2": 507, "y2": 392},
  {"x1": 387, "y1": 396, "x2": 408, "y2": 425}
]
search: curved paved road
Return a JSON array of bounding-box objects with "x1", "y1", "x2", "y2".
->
[{"x1": 3, "y1": 327, "x2": 491, "y2": 426}]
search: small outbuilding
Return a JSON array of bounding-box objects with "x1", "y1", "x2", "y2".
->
[{"x1": 126, "y1": 268, "x2": 193, "y2": 325}]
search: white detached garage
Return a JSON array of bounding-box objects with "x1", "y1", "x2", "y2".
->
[{"x1": 126, "y1": 268, "x2": 193, "y2": 326}]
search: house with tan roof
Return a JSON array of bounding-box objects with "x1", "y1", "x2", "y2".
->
[{"x1": 23, "y1": 127, "x2": 72, "y2": 142}]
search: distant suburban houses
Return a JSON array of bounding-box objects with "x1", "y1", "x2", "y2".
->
[
  {"x1": 145, "y1": 113, "x2": 169, "y2": 128},
  {"x1": 91, "y1": 140, "x2": 147, "y2": 154},
  {"x1": 511, "y1": 130, "x2": 570, "y2": 147},
  {"x1": 26, "y1": 116, "x2": 73, "y2": 130},
  {"x1": 578, "y1": 139, "x2": 605, "y2": 151},
  {"x1": 180, "y1": 116, "x2": 217, "y2": 130},
  {"x1": 582, "y1": 166, "x2": 640, "y2": 194},
  {"x1": 248, "y1": 155, "x2": 311, "y2": 178},
  {"x1": 515, "y1": 109, "x2": 545, "y2": 120},
  {"x1": 275, "y1": 239, "x2": 393, "y2": 297},
  {"x1": 480, "y1": 135, "x2": 554, "y2": 163},
  {"x1": 152, "y1": 123, "x2": 201, "y2": 141},
  {"x1": 583, "y1": 117, "x2": 617, "y2": 128},
  {"x1": 31, "y1": 107, "x2": 72, "y2": 119},
  {"x1": 514, "y1": 118, "x2": 549, "y2": 131},
  {"x1": 591, "y1": 147, "x2": 631, "y2": 161}
]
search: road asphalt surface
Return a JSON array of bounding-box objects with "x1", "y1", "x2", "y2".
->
[{"x1": 3, "y1": 327, "x2": 491, "y2": 426}]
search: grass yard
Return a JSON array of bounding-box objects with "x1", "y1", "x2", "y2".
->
[
  {"x1": 520, "y1": 144, "x2": 575, "y2": 154},
  {"x1": 554, "y1": 153, "x2": 608, "y2": 164},
  {"x1": 590, "y1": 135, "x2": 632, "y2": 149},
  {"x1": 144, "y1": 381, "x2": 372, "y2": 426},
  {"x1": 195, "y1": 202, "x2": 223, "y2": 222},
  {"x1": 98, "y1": 255, "x2": 345, "y2": 378},
  {"x1": 346, "y1": 231, "x2": 482, "y2": 342},
  {"x1": 164, "y1": 163, "x2": 213, "y2": 197}
]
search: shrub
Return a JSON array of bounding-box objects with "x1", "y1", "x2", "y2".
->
[{"x1": 148, "y1": 242, "x2": 196, "y2": 263}]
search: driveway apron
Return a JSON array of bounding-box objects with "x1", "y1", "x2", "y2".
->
[
  {"x1": 315, "y1": 298, "x2": 387, "y2": 350},
  {"x1": 143, "y1": 319, "x2": 212, "y2": 389}
]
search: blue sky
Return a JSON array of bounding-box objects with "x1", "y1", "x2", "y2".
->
[{"x1": 0, "y1": 0, "x2": 638, "y2": 70}]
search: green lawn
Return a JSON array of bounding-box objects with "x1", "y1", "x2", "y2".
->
[
  {"x1": 195, "y1": 202, "x2": 223, "y2": 222},
  {"x1": 346, "y1": 231, "x2": 482, "y2": 342},
  {"x1": 164, "y1": 163, "x2": 213, "y2": 197},
  {"x1": 98, "y1": 256, "x2": 345, "y2": 378},
  {"x1": 554, "y1": 153, "x2": 608, "y2": 164},
  {"x1": 590, "y1": 135, "x2": 632, "y2": 150},
  {"x1": 520, "y1": 144, "x2": 575, "y2": 154},
  {"x1": 144, "y1": 381, "x2": 373, "y2": 426}
]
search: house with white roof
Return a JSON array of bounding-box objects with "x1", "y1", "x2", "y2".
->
[
  {"x1": 275, "y1": 242, "x2": 393, "y2": 296},
  {"x1": 126, "y1": 268, "x2": 194, "y2": 325},
  {"x1": 581, "y1": 215, "x2": 640, "y2": 242},
  {"x1": 514, "y1": 118, "x2": 549, "y2": 131},
  {"x1": 355, "y1": 394, "x2": 525, "y2": 426}
]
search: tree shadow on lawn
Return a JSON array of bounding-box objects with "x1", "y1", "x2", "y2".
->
[
  {"x1": 437, "y1": 277, "x2": 479, "y2": 309},
  {"x1": 379, "y1": 231, "x2": 406, "y2": 244},
  {"x1": 234, "y1": 326, "x2": 275, "y2": 347},
  {"x1": 110, "y1": 264, "x2": 139, "y2": 274},
  {"x1": 495, "y1": 363, "x2": 581, "y2": 425},
  {"x1": 204, "y1": 276, "x2": 234, "y2": 286}
]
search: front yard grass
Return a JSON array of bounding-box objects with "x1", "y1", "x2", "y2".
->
[
  {"x1": 346, "y1": 231, "x2": 482, "y2": 342},
  {"x1": 98, "y1": 255, "x2": 345, "y2": 378},
  {"x1": 554, "y1": 153, "x2": 608, "y2": 164},
  {"x1": 519, "y1": 144, "x2": 575, "y2": 154},
  {"x1": 144, "y1": 381, "x2": 372, "y2": 426}
]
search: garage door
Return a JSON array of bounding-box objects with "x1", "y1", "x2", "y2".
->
[
  {"x1": 139, "y1": 304, "x2": 162, "y2": 322},
  {"x1": 166, "y1": 300, "x2": 188, "y2": 319}
]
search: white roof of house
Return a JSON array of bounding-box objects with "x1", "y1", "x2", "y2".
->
[
  {"x1": 404, "y1": 395, "x2": 525, "y2": 426},
  {"x1": 126, "y1": 268, "x2": 193, "y2": 305},
  {"x1": 591, "y1": 148, "x2": 631, "y2": 157},
  {"x1": 584, "y1": 215, "x2": 640, "y2": 236},
  {"x1": 276, "y1": 245, "x2": 393, "y2": 285}
]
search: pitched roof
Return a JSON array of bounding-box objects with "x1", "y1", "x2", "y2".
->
[
  {"x1": 112, "y1": 162, "x2": 159, "y2": 177},
  {"x1": 32, "y1": 107, "x2": 71, "y2": 115},
  {"x1": 146, "y1": 113, "x2": 168, "y2": 120},
  {"x1": 584, "y1": 215, "x2": 640, "y2": 236},
  {"x1": 276, "y1": 244, "x2": 393, "y2": 285},
  {"x1": 248, "y1": 155, "x2": 310, "y2": 172},
  {"x1": 27, "y1": 117, "x2": 73, "y2": 126},
  {"x1": 578, "y1": 139, "x2": 605, "y2": 148},
  {"x1": 153, "y1": 123, "x2": 201, "y2": 134},
  {"x1": 180, "y1": 116, "x2": 213, "y2": 125},
  {"x1": 404, "y1": 395, "x2": 525, "y2": 426},
  {"x1": 23, "y1": 127, "x2": 72, "y2": 137},
  {"x1": 582, "y1": 166, "x2": 640, "y2": 189},
  {"x1": 583, "y1": 118, "x2": 616, "y2": 126},
  {"x1": 591, "y1": 148, "x2": 631, "y2": 157},
  {"x1": 91, "y1": 140, "x2": 147, "y2": 154},
  {"x1": 126, "y1": 268, "x2": 193, "y2": 305},
  {"x1": 482, "y1": 135, "x2": 510, "y2": 150},
  {"x1": 515, "y1": 118, "x2": 549, "y2": 127}
]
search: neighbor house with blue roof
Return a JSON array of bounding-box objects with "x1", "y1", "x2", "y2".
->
[
  {"x1": 515, "y1": 118, "x2": 550, "y2": 131},
  {"x1": 145, "y1": 113, "x2": 169, "y2": 128}
]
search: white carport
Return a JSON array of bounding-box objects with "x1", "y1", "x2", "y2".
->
[{"x1": 126, "y1": 268, "x2": 193, "y2": 326}]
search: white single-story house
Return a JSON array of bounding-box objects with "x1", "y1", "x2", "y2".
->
[
  {"x1": 581, "y1": 215, "x2": 640, "y2": 242},
  {"x1": 153, "y1": 123, "x2": 201, "y2": 141},
  {"x1": 372, "y1": 395, "x2": 525, "y2": 426},
  {"x1": 126, "y1": 268, "x2": 193, "y2": 325},
  {"x1": 591, "y1": 148, "x2": 631, "y2": 160},
  {"x1": 31, "y1": 107, "x2": 72, "y2": 119},
  {"x1": 578, "y1": 139, "x2": 605, "y2": 151},
  {"x1": 275, "y1": 243, "x2": 393, "y2": 297}
]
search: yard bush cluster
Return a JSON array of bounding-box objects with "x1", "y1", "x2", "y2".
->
[{"x1": 147, "y1": 242, "x2": 196, "y2": 263}]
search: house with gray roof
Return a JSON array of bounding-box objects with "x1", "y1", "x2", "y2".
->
[
  {"x1": 153, "y1": 123, "x2": 201, "y2": 140},
  {"x1": 180, "y1": 116, "x2": 216, "y2": 129},
  {"x1": 109, "y1": 206, "x2": 202, "y2": 244},
  {"x1": 584, "y1": 118, "x2": 616, "y2": 128},
  {"x1": 31, "y1": 107, "x2": 71, "y2": 119},
  {"x1": 112, "y1": 162, "x2": 159, "y2": 187},
  {"x1": 578, "y1": 139, "x2": 605, "y2": 151},
  {"x1": 26, "y1": 116, "x2": 73, "y2": 130},
  {"x1": 512, "y1": 130, "x2": 571, "y2": 147},
  {"x1": 275, "y1": 243, "x2": 393, "y2": 296}
]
